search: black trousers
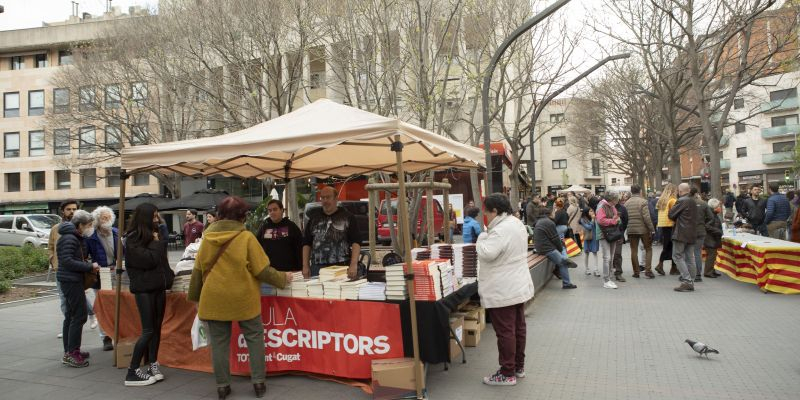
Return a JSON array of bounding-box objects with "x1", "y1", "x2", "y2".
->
[
  {"x1": 60, "y1": 280, "x2": 88, "y2": 353},
  {"x1": 659, "y1": 227, "x2": 674, "y2": 262},
  {"x1": 130, "y1": 290, "x2": 166, "y2": 369}
]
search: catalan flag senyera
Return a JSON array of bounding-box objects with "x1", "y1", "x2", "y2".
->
[{"x1": 564, "y1": 237, "x2": 581, "y2": 258}]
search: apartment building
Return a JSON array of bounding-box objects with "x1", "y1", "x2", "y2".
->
[{"x1": 0, "y1": 8, "x2": 160, "y2": 214}]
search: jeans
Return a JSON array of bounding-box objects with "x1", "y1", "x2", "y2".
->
[
  {"x1": 60, "y1": 280, "x2": 87, "y2": 353},
  {"x1": 130, "y1": 290, "x2": 166, "y2": 369},
  {"x1": 207, "y1": 315, "x2": 266, "y2": 387},
  {"x1": 693, "y1": 238, "x2": 704, "y2": 278},
  {"x1": 672, "y1": 240, "x2": 696, "y2": 283},
  {"x1": 55, "y1": 280, "x2": 67, "y2": 316},
  {"x1": 544, "y1": 249, "x2": 572, "y2": 285},
  {"x1": 487, "y1": 303, "x2": 526, "y2": 377},
  {"x1": 600, "y1": 239, "x2": 617, "y2": 282},
  {"x1": 556, "y1": 225, "x2": 568, "y2": 258}
]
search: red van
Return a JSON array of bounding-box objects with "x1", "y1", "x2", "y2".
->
[{"x1": 377, "y1": 198, "x2": 445, "y2": 245}]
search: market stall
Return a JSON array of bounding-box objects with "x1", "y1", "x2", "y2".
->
[
  {"x1": 715, "y1": 232, "x2": 800, "y2": 294},
  {"x1": 113, "y1": 99, "x2": 485, "y2": 397}
]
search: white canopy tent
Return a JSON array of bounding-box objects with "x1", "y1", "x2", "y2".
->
[
  {"x1": 114, "y1": 99, "x2": 485, "y2": 398},
  {"x1": 556, "y1": 184, "x2": 593, "y2": 195}
]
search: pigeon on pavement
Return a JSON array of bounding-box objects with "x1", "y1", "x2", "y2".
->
[{"x1": 685, "y1": 339, "x2": 719, "y2": 358}]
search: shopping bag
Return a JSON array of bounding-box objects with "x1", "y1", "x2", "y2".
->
[
  {"x1": 191, "y1": 314, "x2": 209, "y2": 351},
  {"x1": 564, "y1": 237, "x2": 582, "y2": 258}
]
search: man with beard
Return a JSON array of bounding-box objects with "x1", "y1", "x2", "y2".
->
[
  {"x1": 48, "y1": 199, "x2": 79, "y2": 339},
  {"x1": 85, "y1": 206, "x2": 118, "y2": 351},
  {"x1": 302, "y1": 186, "x2": 361, "y2": 279}
]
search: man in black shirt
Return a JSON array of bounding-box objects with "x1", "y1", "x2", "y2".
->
[
  {"x1": 257, "y1": 200, "x2": 303, "y2": 272},
  {"x1": 741, "y1": 184, "x2": 768, "y2": 236},
  {"x1": 302, "y1": 186, "x2": 361, "y2": 278}
]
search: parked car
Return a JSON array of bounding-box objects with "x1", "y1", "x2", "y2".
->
[
  {"x1": 0, "y1": 214, "x2": 61, "y2": 248},
  {"x1": 377, "y1": 198, "x2": 445, "y2": 245},
  {"x1": 302, "y1": 201, "x2": 375, "y2": 244}
]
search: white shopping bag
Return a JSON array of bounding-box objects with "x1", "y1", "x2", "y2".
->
[{"x1": 191, "y1": 314, "x2": 209, "y2": 351}]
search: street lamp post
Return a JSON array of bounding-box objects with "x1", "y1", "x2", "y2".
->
[
  {"x1": 527, "y1": 53, "x2": 631, "y2": 195},
  {"x1": 482, "y1": 0, "x2": 572, "y2": 194}
]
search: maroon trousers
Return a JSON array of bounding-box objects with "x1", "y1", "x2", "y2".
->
[{"x1": 487, "y1": 303, "x2": 526, "y2": 377}]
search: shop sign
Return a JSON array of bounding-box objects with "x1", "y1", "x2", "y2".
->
[{"x1": 230, "y1": 296, "x2": 405, "y2": 379}]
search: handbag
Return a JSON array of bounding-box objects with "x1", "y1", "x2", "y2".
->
[
  {"x1": 79, "y1": 242, "x2": 98, "y2": 290},
  {"x1": 599, "y1": 204, "x2": 623, "y2": 243}
]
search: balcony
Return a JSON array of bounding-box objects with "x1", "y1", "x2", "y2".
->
[
  {"x1": 761, "y1": 124, "x2": 800, "y2": 139},
  {"x1": 762, "y1": 151, "x2": 794, "y2": 164},
  {"x1": 761, "y1": 97, "x2": 799, "y2": 113},
  {"x1": 720, "y1": 159, "x2": 730, "y2": 170}
]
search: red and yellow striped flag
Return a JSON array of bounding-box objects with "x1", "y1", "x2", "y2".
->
[{"x1": 564, "y1": 237, "x2": 581, "y2": 258}]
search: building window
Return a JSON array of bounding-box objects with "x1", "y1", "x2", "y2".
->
[
  {"x1": 552, "y1": 159, "x2": 567, "y2": 169},
  {"x1": 773, "y1": 141, "x2": 794, "y2": 153},
  {"x1": 770, "y1": 88, "x2": 798, "y2": 102},
  {"x1": 106, "y1": 167, "x2": 121, "y2": 187},
  {"x1": 591, "y1": 159, "x2": 601, "y2": 176},
  {"x1": 53, "y1": 88, "x2": 70, "y2": 114},
  {"x1": 10, "y1": 56, "x2": 24, "y2": 70},
  {"x1": 58, "y1": 50, "x2": 73, "y2": 66},
  {"x1": 133, "y1": 173, "x2": 150, "y2": 186},
  {"x1": 131, "y1": 124, "x2": 149, "y2": 145},
  {"x1": 55, "y1": 170, "x2": 71, "y2": 190},
  {"x1": 28, "y1": 90, "x2": 44, "y2": 116},
  {"x1": 771, "y1": 114, "x2": 799, "y2": 127},
  {"x1": 80, "y1": 169, "x2": 97, "y2": 188},
  {"x1": 590, "y1": 136, "x2": 600, "y2": 152},
  {"x1": 79, "y1": 126, "x2": 95, "y2": 154},
  {"x1": 4, "y1": 92, "x2": 20, "y2": 117},
  {"x1": 54, "y1": 129, "x2": 70, "y2": 155},
  {"x1": 35, "y1": 53, "x2": 48, "y2": 68},
  {"x1": 5, "y1": 173, "x2": 20, "y2": 192},
  {"x1": 736, "y1": 147, "x2": 747, "y2": 158},
  {"x1": 549, "y1": 113, "x2": 564, "y2": 123},
  {"x1": 79, "y1": 86, "x2": 97, "y2": 111},
  {"x1": 4, "y1": 132, "x2": 20, "y2": 158},
  {"x1": 131, "y1": 82, "x2": 147, "y2": 106},
  {"x1": 551, "y1": 136, "x2": 566, "y2": 146},
  {"x1": 105, "y1": 125, "x2": 122, "y2": 150},
  {"x1": 30, "y1": 171, "x2": 46, "y2": 191},
  {"x1": 735, "y1": 122, "x2": 746, "y2": 133},
  {"x1": 28, "y1": 131, "x2": 45, "y2": 156},
  {"x1": 734, "y1": 97, "x2": 744, "y2": 109},
  {"x1": 105, "y1": 84, "x2": 121, "y2": 109},
  {"x1": 612, "y1": 178, "x2": 618, "y2": 184}
]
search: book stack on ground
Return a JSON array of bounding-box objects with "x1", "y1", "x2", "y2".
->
[
  {"x1": 359, "y1": 282, "x2": 387, "y2": 301},
  {"x1": 412, "y1": 260, "x2": 444, "y2": 301},
  {"x1": 341, "y1": 279, "x2": 368, "y2": 300},
  {"x1": 430, "y1": 244, "x2": 453, "y2": 261},
  {"x1": 452, "y1": 244, "x2": 479, "y2": 278},
  {"x1": 319, "y1": 265, "x2": 349, "y2": 282},
  {"x1": 384, "y1": 264, "x2": 408, "y2": 300},
  {"x1": 412, "y1": 247, "x2": 431, "y2": 260},
  {"x1": 307, "y1": 279, "x2": 324, "y2": 299}
]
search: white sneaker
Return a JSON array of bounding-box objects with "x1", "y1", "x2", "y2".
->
[
  {"x1": 57, "y1": 333, "x2": 63, "y2": 338},
  {"x1": 89, "y1": 315, "x2": 97, "y2": 329},
  {"x1": 593, "y1": 270, "x2": 601, "y2": 277},
  {"x1": 585, "y1": 269, "x2": 591, "y2": 275},
  {"x1": 603, "y1": 281, "x2": 618, "y2": 289}
]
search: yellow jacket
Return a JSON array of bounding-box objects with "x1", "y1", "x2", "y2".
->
[
  {"x1": 657, "y1": 198, "x2": 676, "y2": 228},
  {"x1": 188, "y1": 220, "x2": 287, "y2": 321}
]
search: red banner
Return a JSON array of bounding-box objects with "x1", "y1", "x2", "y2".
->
[{"x1": 230, "y1": 297, "x2": 405, "y2": 379}]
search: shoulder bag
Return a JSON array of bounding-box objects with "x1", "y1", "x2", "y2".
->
[{"x1": 599, "y1": 205, "x2": 623, "y2": 243}]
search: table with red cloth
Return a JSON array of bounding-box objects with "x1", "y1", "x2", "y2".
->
[{"x1": 714, "y1": 233, "x2": 800, "y2": 294}]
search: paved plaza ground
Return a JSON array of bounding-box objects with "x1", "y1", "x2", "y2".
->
[{"x1": 1, "y1": 244, "x2": 798, "y2": 399}]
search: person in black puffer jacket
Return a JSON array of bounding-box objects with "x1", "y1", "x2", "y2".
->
[
  {"x1": 123, "y1": 203, "x2": 174, "y2": 387},
  {"x1": 57, "y1": 210, "x2": 99, "y2": 368}
]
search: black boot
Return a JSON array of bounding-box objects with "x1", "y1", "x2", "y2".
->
[
  {"x1": 254, "y1": 382, "x2": 266, "y2": 398},
  {"x1": 217, "y1": 385, "x2": 231, "y2": 400}
]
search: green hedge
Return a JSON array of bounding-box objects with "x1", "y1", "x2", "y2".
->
[{"x1": 0, "y1": 246, "x2": 49, "y2": 294}]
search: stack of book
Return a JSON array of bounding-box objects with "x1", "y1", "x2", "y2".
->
[
  {"x1": 319, "y1": 265, "x2": 349, "y2": 281},
  {"x1": 307, "y1": 279, "x2": 324, "y2": 298},
  {"x1": 437, "y1": 261, "x2": 456, "y2": 297},
  {"x1": 412, "y1": 260, "x2": 443, "y2": 301},
  {"x1": 291, "y1": 279, "x2": 311, "y2": 298},
  {"x1": 323, "y1": 277, "x2": 349, "y2": 299},
  {"x1": 385, "y1": 264, "x2": 408, "y2": 300},
  {"x1": 430, "y1": 244, "x2": 453, "y2": 261},
  {"x1": 170, "y1": 275, "x2": 192, "y2": 292},
  {"x1": 412, "y1": 247, "x2": 431, "y2": 260},
  {"x1": 99, "y1": 268, "x2": 114, "y2": 290},
  {"x1": 452, "y1": 244, "x2": 479, "y2": 278},
  {"x1": 359, "y1": 282, "x2": 387, "y2": 301},
  {"x1": 274, "y1": 272, "x2": 309, "y2": 297},
  {"x1": 341, "y1": 279, "x2": 368, "y2": 300}
]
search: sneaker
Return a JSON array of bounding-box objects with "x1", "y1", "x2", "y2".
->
[
  {"x1": 515, "y1": 368, "x2": 526, "y2": 378},
  {"x1": 57, "y1": 332, "x2": 63, "y2": 339},
  {"x1": 674, "y1": 282, "x2": 694, "y2": 292},
  {"x1": 645, "y1": 271, "x2": 655, "y2": 279},
  {"x1": 89, "y1": 315, "x2": 98, "y2": 329},
  {"x1": 695, "y1": 276, "x2": 703, "y2": 282},
  {"x1": 103, "y1": 336, "x2": 114, "y2": 351},
  {"x1": 603, "y1": 281, "x2": 618, "y2": 289},
  {"x1": 584, "y1": 269, "x2": 591, "y2": 275},
  {"x1": 562, "y1": 283, "x2": 578, "y2": 289},
  {"x1": 64, "y1": 350, "x2": 89, "y2": 368},
  {"x1": 61, "y1": 353, "x2": 68, "y2": 364},
  {"x1": 593, "y1": 270, "x2": 600, "y2": 277},
  {"x1": 149, "y1": 361, "x2": 164, "y2": 381},
  {"x1": 482, "y1": 370, "x2": 517, "y2": 386},
  {"x1": 125, "y1": 367, "x2": 157, "y2": 387},
  {"x1": 564, "y1": 259, "x2": 578, "y2": 269},
  {"x1": 615, "y1": 275, "x2": 626, "y2": 282},
  {"x1": 79, "y1": 349, "x2": 90, "y2": 359}
]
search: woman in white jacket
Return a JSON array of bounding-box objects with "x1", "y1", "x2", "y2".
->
[{"x1": 476, "y1": 193, "x2": 535, "y2": 386}]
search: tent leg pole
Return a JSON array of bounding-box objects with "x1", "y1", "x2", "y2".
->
[
  {"x1": 443, "y1": 180, "x2": 450, "y2": 244},
  {"x1": 113, "y1": 170, "x2": 128, "y2": 367},
  {"x1": 393, "y1": 136, "x2": 424, "y2": 399}
]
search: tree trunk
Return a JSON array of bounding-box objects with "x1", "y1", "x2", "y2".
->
[
  {"x1": 670, "y1": 146, "x2": 682, "y2": 186},
  {"x1": 469, "y1": 168, "x2": 482, "y2": 222}
]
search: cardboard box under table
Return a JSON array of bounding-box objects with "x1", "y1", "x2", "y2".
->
[{"x1": 371, "y1": 358, "x2": 425, "y2": 400}]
